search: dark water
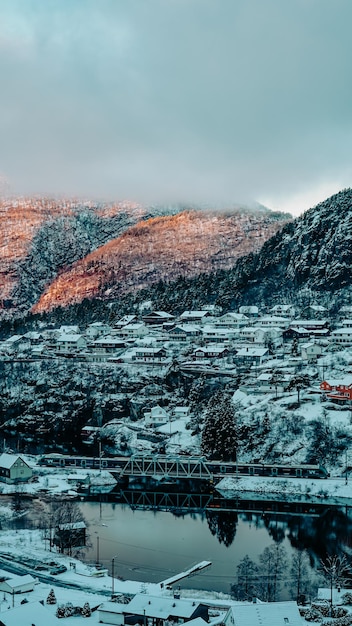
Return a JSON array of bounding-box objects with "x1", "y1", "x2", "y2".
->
[{"x1": 78, "y1": 490, "x2": 352, "y2": 598}]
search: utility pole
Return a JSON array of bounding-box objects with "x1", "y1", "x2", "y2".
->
[{"x1": 111, "y1": 556, "x2": 118, "y2": 599}]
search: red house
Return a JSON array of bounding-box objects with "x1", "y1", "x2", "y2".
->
[{"x1": 320, "y1": 376, "x2": 352, "y2": 404}]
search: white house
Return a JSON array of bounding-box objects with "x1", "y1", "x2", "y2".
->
[
  {"x1": 0, "y1": 454, "x2": 32, "y2": 484},
  {"x1": 144, "y1": 405, "x2": 170, "y2": 428},
  {"x1": 239, "y1": 305, "x2": 259, "y2": 317},
  {"x1": 330, "y1": 328, "x2": 352, "y2": 346},
  {"x1": 270, "y1": 304, "x2": 296, "y2": 317},
  {"x1": 300, "y1": 341, "x2": 323, "y2": 362},
  {"x1": 86, "y1": 322, "x2": 111, "y2": 339},
  {"x1": 215, "y1": 312, "x2": 249, "y2": 328},
  {"x1": 201, "y1": 325, "x2": 238, "y2": 343},
  {"x1": 167, "y1": 325, "x2": 202, "y2": 342},
  {"x1": 255, "y1": 315, "x2": 289, "y2": 329},
  {"x1": 179, "y1": 310, "x2": 212, "y2": 324},
  {"x1": 0, "y1": 574, "x2": 35, "y2": 595},
  {"x1": 239, "y1": 327, "x2": 267, "y2": 344},
  {"x1": 223, "y1": 601, "x2": 302, "y2": 626},
  {"x1": 55, "y1": 333, "x2": 87, "y2": 353},
  {"x1": 118, "y1": 323, "x2": 149, "y2": 339}
]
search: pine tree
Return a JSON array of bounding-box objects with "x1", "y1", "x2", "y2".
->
[
  {"x1": 46, "y1": 588, "x2": 57, "y2": 605},
  {"x1": 201, "y1": 391, "x2": 238, "y2": 461},
  {"x1": 81, "y1": 602, "x2": 92, "y2": 617}
]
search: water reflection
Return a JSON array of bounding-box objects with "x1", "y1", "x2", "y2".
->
[{"x1": 78, "y1": 488, "x2": 352, "y2": 596}]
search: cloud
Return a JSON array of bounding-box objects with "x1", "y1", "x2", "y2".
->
[{"x1": 0, "y1": 0, "x2": 352, "y2": 214}]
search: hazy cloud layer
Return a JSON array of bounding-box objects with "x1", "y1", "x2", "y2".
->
[{"x1": 0, "y1": 0, "x2": 352, "y2": 214}]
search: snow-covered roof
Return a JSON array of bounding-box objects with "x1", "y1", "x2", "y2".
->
[
  {"x1": 236, "y1": 347, "x2": 268, "y2": 357},
  {"x1": 227, "y1": 601, "x2": 301, "y2": 626},
  {"x1": 123, "y1": 594, "x2": 204, "y2": 618},
  {"x1": 1, "y1": 574, "x2": 35, "y2": 589},
  {"x1": 0, "y1": 600, "x2": 60, "y2": 625},
  {"x1": 0, "y1": 453, "x2": 30, "y2": 469},
  {"x1": 56, "y1": 333, "x2": 84, "y2": 342}
]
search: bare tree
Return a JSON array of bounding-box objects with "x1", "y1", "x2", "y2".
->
[
  {"x1": 290, "y1": 549, "x2": 314, "y2": 603},
  {"x1": 321, "y1": 555, "x2": 352, "y2": 616},
  {"x1": 231, "y1": 554, "x2": 259, "y2": 600}
]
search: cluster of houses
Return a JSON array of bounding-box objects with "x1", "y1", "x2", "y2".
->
[
  {"x1": 1, "y1": 304, "x2": 351, "y2": 369},
  {"x1": 0, "y1": 577, "x2": 304, "y2": 626}
]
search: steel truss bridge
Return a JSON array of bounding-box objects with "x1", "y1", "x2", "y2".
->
[{"x1": 119, "y1": 455, "x2": 213, "y2": 481}]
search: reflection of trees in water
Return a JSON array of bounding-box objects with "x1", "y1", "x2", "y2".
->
[
  {"x1": 206, "y1": 510, "x2": 238, "y2": 547},
  {"x1": 239, "y1": 506, "x2": 352, "y2": 564},
  {"x1": 286, "y1": 507, "x2": 352, "y2": 562}
]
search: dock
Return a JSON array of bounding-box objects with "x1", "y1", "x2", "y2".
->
[{"x1": 159, "y1": 561, "x2": 211, "y2": 588}]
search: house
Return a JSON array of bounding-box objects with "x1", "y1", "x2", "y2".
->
[
  {"x1": 98, "y1": 594, "x2": 210, "y2": 626},
  {"x1": 179, "y1": 310, "x2": 212, "y2": 324},
  {"x1": 215, "y1": 312, "x2": 249, "y2": 328},
  {"x1": 0, "y1": 454, "x2": 32, "y2": 484},
  {"x1": 289, "y1": 319, "x2": 329, "y2": 332},
  {"x1": 320, "y1": 376, "x2": 352, "y2": 404},
  {"x1": 0, "y1": 335, "x2": 24, "y2": 354},
  {"x1": 0, "y1": 601, "x2": 60, "y2": 626},
  {"x1": 341, "y1": 319, "x2": 352, "y2": 328},
  {"x1": 301, "y1": 304, "x2": 328, "y2": 319},
  {"x1": 55, "y1": 332, "x2": 87, "y2": 354},
  {"x1": 270, "y1": 304, "x2": 296, "y2": 317},
  {"x1": 255, "y1": 315, "x2": 289, "y2": 330},
  {"x1": 0, "y1": 574, "x2": 35, "y2": 595},
  {"x1": 192, "y1": 346, "x2": 230, "y2": 360},
  {"x1": 132, "y1": 348, "x2": 168, "y2": 364},
  {"x1": 113, "y1": 314, "x2": 138, "y2": 330},
  {"x1": 330, "y1": 328, "x2": 352, "y2": 346},
  {"x1": 234, "y1": 346, "x2": 269, "y2": 367},
  {"x1": 283, "y1": 327, "x2": 311, "y2": 341},
  {"x1": 300, "y1": 341, "x2": 323, "y2": 362},
  {"x1": 118, "y1": 323, "x2": 149, "y2": 339},
  {"x1": 142, "y1": 311, "x2": 175, "y2": 326},
  {"x1": 144, "y1": 405, "x2": 170, "y2": 427},
  {"x1": 239, "y1": 305, "x2": 259, "y2": 317},
  {"x1": 201, "y1": 325, "x2": 238, "y2": 343},
  {"x1": 239, "y1": 326, "x2": 269, "y2": 344},
  {"x1": 173, "y1": 406, "x2": 190, "y2": 419},
  {"x1": 223, "y1": 601, "x2": 302, "y2": 626},
  {"x1": 22, "y1": 331, "x2": 43, "y2": 345},
  {"x1": 86, "y1": 322, "x2": 111, "y2": 339},
  {"x1": 167, "y1": 325, "x2": 202, "y2": 341},
  {"x1": 89, "y1": 336, "x2": 126, "y2": 356},
  {"x1": 246, "y1": 372, "x2": 290, "y2": 394}
]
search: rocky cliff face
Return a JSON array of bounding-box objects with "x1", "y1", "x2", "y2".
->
[
  {"x1": 0, "y1": 196, "x2": 289, "y2": 316},
  {"x1": 228, "y1": 188, "x2": 352, "y2": 305}
]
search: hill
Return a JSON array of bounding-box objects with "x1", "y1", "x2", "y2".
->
[
  {"x1": 0, "y1": 197, "x2": 289, "y2": 317},
  {"x1": 105, "y1": 187, "x2": 352, "y2": 315}
]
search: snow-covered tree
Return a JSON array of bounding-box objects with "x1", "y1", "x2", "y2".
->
[
  {"x1": 81, "y1": 602, "x2": 92, "y2": 617},
  {"x1": 201, "y1": 391, "x2": 238, "y2": 460},
  {"x1": 46, "y1": 588, "x2": 57, "y2": 605}
]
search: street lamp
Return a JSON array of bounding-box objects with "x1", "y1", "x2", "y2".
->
[{"x1": 111, "y1": 555, "x2": 118, "y2": 599}]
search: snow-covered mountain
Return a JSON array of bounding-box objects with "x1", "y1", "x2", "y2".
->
[
  {"x1": 0, "y1": 196, "x2": 289, "y2": 317},
  {"x1": 113, "y1": 188, "x2": 352, "y2": 314}
]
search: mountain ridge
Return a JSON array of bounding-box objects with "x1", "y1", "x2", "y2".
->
[{"x1": 0, "y1": 197, "x2": 289, "y2": 317}]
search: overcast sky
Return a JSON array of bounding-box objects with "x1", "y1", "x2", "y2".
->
[{"x1": 0, "y1": 0, "x2": 351, "y2": 215}]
